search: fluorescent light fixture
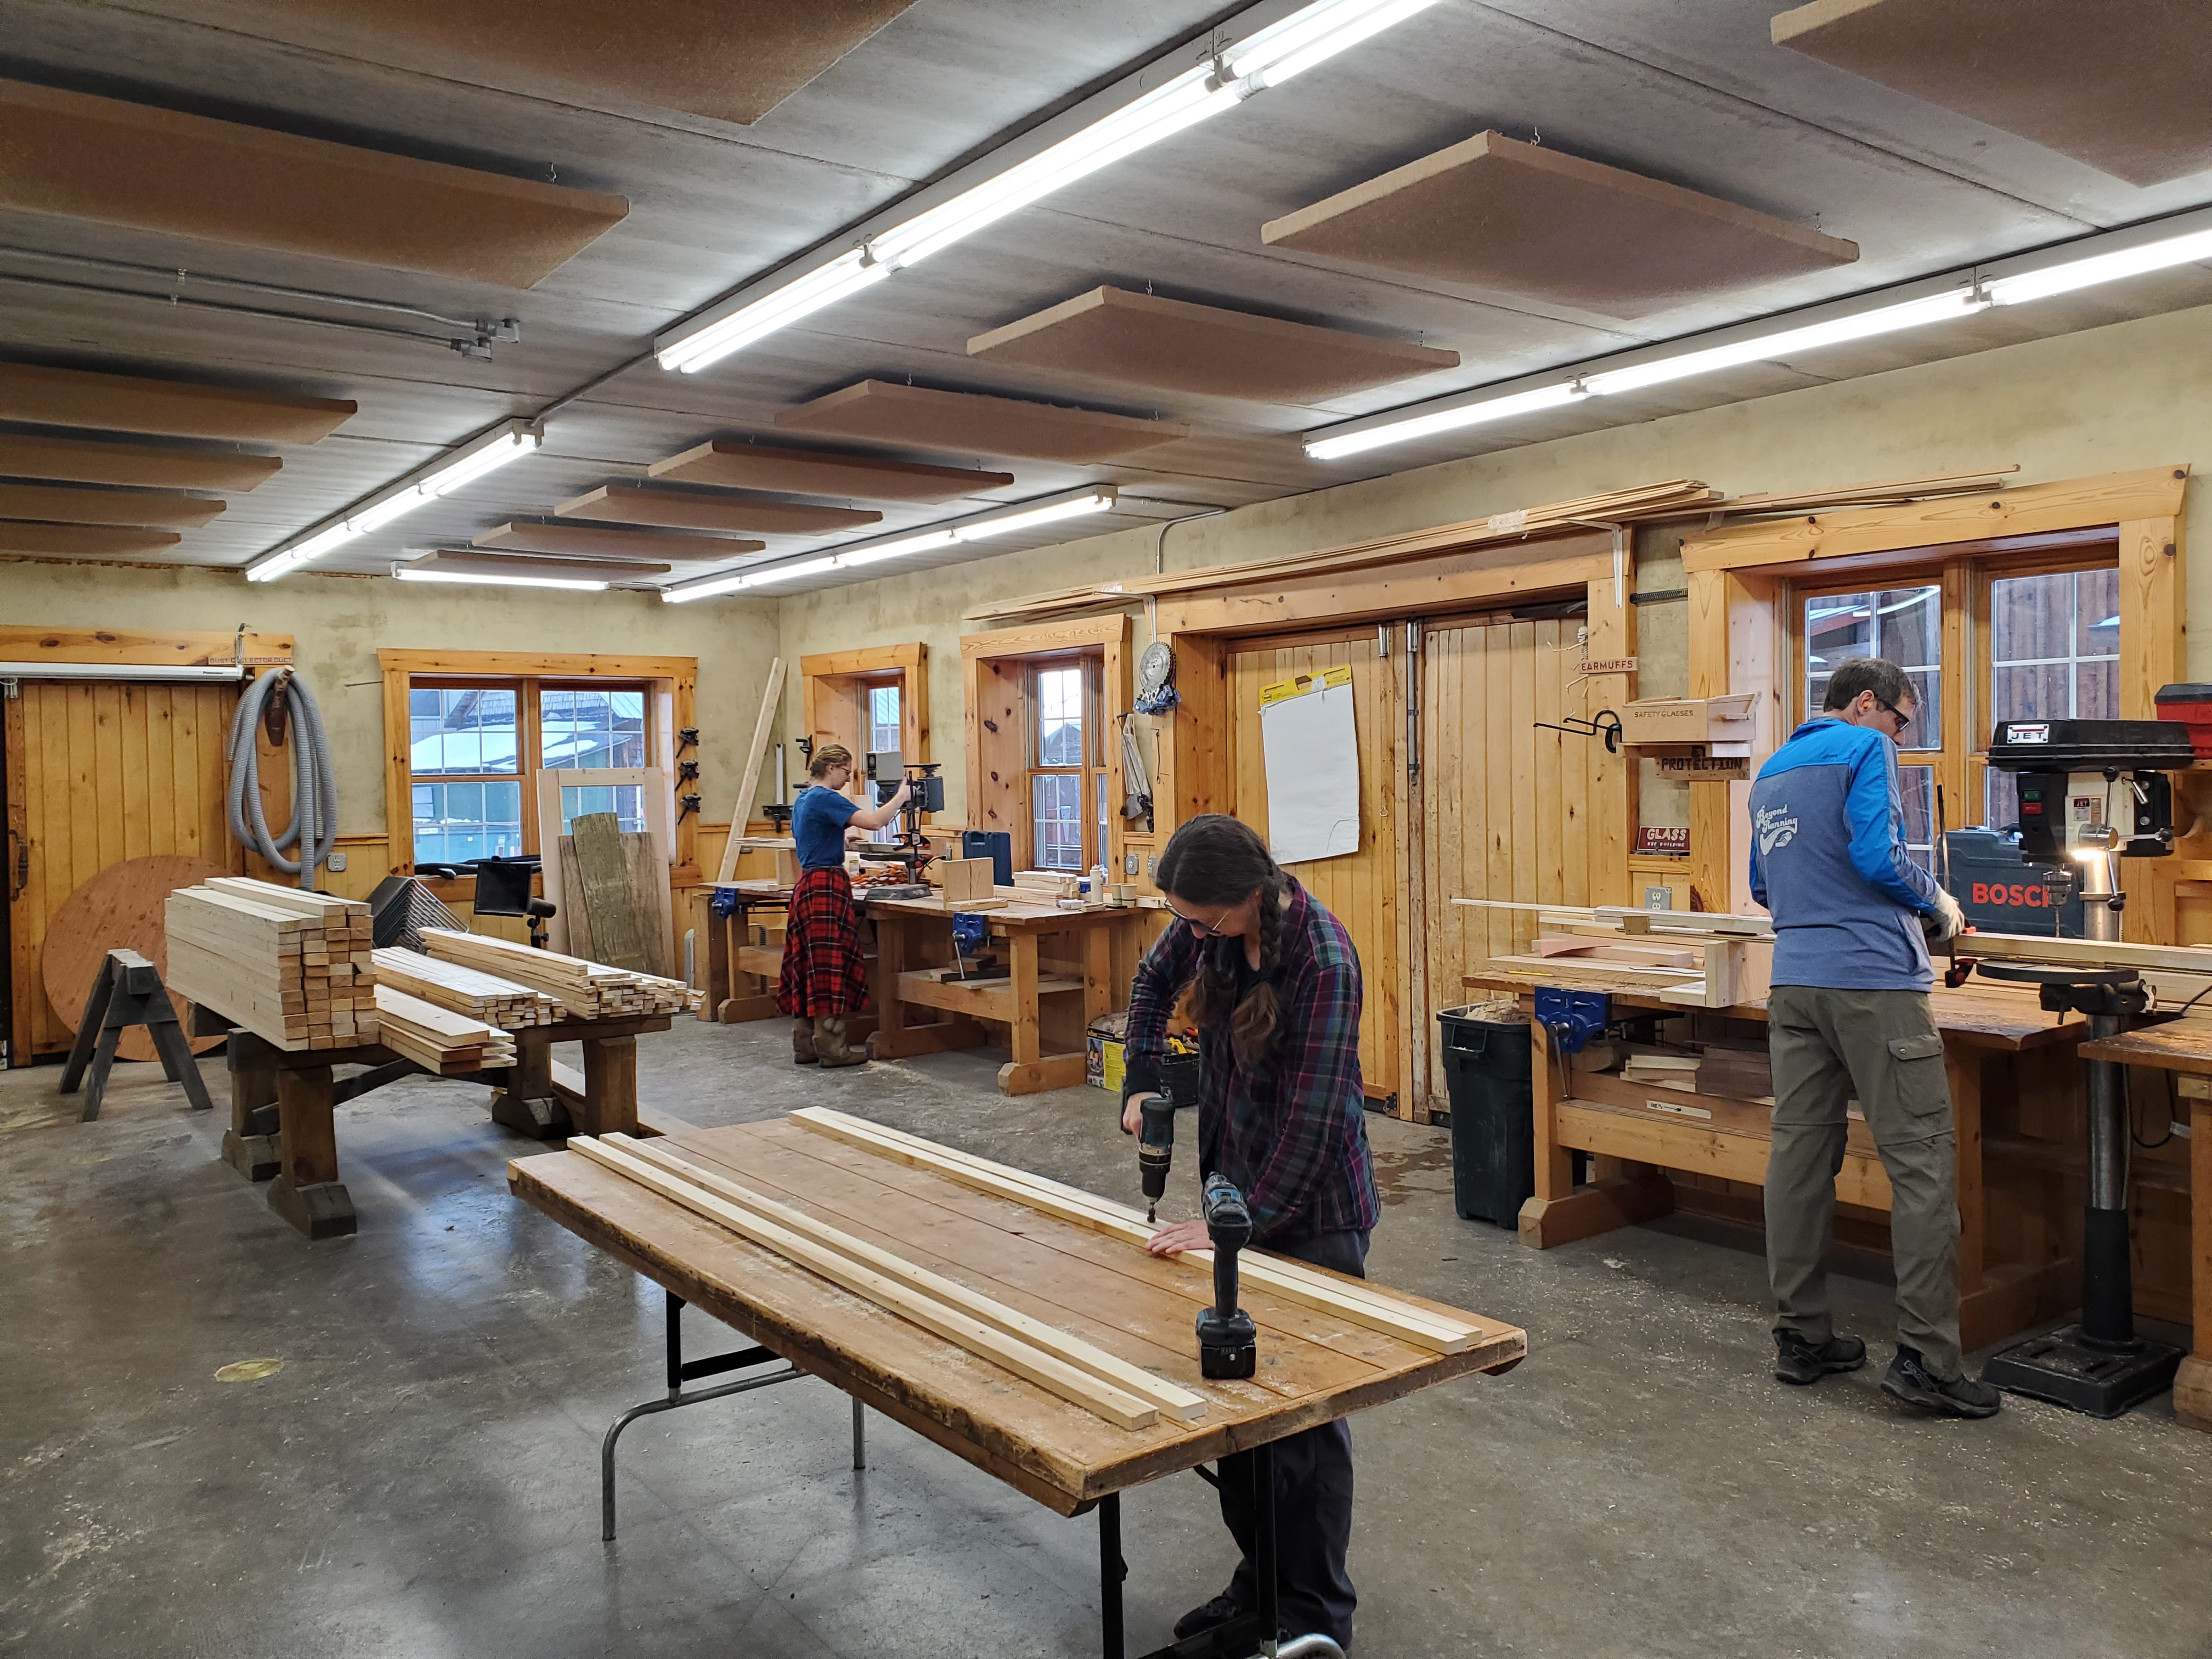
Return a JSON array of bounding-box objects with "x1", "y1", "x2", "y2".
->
[
  {"x1": 1305, "y1": 382, "x2": 1588, "y2": 461},
  {"x1": 246, "y1": 421, "x2": 541, "y2": 582},
  {"x1": 1580, "y1": 289, "x2": 1985, "y2": 396},
  {"x1": 392, "y1": 565, "x2": 608, "y2": 592},
  {"x1": 0, "y1": 661, "x2": 245, "y2": 682},
  {"x1": 661, "y1": 487, "x2": 1118, "y2": 602},
  {"x1": 656, "y1": 0, "x2": 1441, "y2": 374},
  {"x1": 1988, "y1": 224, "x2": 2212, "y2": 306}
]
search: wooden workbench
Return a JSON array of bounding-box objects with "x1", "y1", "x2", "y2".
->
[
  {"x1": 862, "y1": 890, "x2": 1140, "y2": 1094},
  {"x1": 1467, "y1": 970, "x2": 2090, "y2": 1352},
  {"x1": 690, "y1": 881, "x2": 791, "y2": 1025},
  {"x1": 510, "y1": 1118, "x2": 1525, "y2": 1521},
  {"x1": 213, "y1": 1007, "x2": 671, "y2": 1239},
  {"x1": 2077, "y1": 1021, "x2": 2212, "y2": 1432}
]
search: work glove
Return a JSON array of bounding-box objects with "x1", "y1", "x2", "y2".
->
[{"x1": 1923, "y1": 888, "x2": 1966, "y2": 945}]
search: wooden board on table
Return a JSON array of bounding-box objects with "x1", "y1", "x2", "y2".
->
[
  {"x1": 509, "y1": 1118, "x2": 1525, "y2": 1514},
  {"x1": 40, "y1": 853, "x2": 229, "y2": 1062}
]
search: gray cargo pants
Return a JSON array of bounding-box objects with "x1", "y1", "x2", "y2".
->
[{"x1": 1765, "y1": 985, "x2": 1963, "y2": 1378}]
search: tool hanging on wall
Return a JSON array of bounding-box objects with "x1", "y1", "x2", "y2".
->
[
  {"x1": 1532, "y1": 709, "x2": 1623, "y2": 753},
  {"x1": 676, "y1": 759, "x2": 700, "y2": 783},
  {"x1": 676, "y1": 726, "x2": 699, "y2": 753},
  {"x1": 225, "y1": 665, "x2": 338, "y2": 889},
  {"x1": 677, "y1": 793, "x2": 702, "y2": 823}
]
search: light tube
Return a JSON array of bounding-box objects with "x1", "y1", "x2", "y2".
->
[
  {"x1": 1581, "y1": 289, "x2": 1988, "y2": 396},
  {"x1": 1988, "y1": 225, "x2": 2212, "y2": 306},
  {"x1": 246, "y1": 422, "x2": 541, "y2": 582},
  {"x1": 1305, "y1": 383, "x2": 1589, "y2": 461},
  {"x1": 393, "y1": 565, "x2": 607, "y2": 592},
  {"x1": 0, "y1": 661, "x2": 245, "y2": 682},
  {"x1": 654, "y1": 0, "x2": 1441, "y2": 375}
]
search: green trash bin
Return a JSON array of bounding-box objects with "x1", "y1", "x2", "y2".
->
[{"x1": 1437, "y1": 1004, "x2": 1534, "y2": 1227}]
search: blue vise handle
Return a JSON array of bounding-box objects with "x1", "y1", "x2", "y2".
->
[
  {"x1": 1533, "y1": 988, "x2": 1609, "y2": 1056},
  {"x1": 950, "y1": 912, "x2": 990, "y2": 957}
]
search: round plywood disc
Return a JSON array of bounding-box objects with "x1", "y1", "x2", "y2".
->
[{"x1": 42, "y1": 854, "x2": 231, "y2": 1064}]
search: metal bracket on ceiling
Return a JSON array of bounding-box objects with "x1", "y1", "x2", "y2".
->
[
  {"x1": 1570, "y1": 519, "x2": 1629, "y2": 610},
  {"x1": 452, "y1": 318, "x2": 523, "y2": 361}
]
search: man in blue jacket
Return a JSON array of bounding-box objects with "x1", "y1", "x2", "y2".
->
[{"x1": 1748, "y1": 657, "x2": 2000, "y2": 1418}]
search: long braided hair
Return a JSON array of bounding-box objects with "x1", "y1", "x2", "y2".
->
[{"x1": 1155, "y1": 814, "x2": 1287, "y2": 1071}]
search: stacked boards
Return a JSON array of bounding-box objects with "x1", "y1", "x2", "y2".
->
[
  {"x1": 165, "y1": 878, "x2": 379, "y2": 1050},
  {"x1": 370, "y1": 947, "x2": 557, "y2": 1029},
  {"x1": 568, "y1": 1132, "x2": 1204, "y2": 1430},
  {"x1": 421, "y1": 928, "x2": 698, "y2": 1018},
  {"x1": 373, "y1": 986, "x2": 517, "y2": 1074}
]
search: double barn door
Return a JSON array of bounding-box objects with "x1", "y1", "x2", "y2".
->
[{"x1": 1222, "y1": 612, "x2": 1626, "y2": 1115}]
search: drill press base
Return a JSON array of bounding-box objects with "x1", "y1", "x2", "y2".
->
[{"x1": 1982, "y1": 1328, "x2": 2183, "y2": 1419}]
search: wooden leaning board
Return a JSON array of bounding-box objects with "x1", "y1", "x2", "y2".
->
[{"x1": 510, "y1": 1115, "x2": 1525, "y2": 1514}]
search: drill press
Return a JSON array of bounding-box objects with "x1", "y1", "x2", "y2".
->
[{"x1": 856, "y1": 752, "x2": 945, "y2": 896}]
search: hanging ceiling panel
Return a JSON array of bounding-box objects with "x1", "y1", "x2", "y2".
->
[
  {"x1": 0, "y1": 80, "x2": 631, "y2": 288},
  {"x1": 647, "y1": 439, "x2": 1014, "y2": 503},
  {"x1": 474, "y1": 520, "x2": 768, "y2": 561},
  {"x1": 1772, "y1": 0, "x2": 2212, "y2": 187},
  {"x1": 776, "y1": 380, "x2": 1192, "y2": 462},
  {"x1": 554, "y1": 482, "x2": 882, "y2": 534},
  {"x1": 0, "y1": 431, "x2": 281, "y2": 491},
  {"x1": 0, "y1": 522, "x2": 183, "y2": 557},
  {"x1": 967, "y1": 286, "x2": 1461, "y2": 400},
  {"x1": 1261, "y1": 130, "x2": 1859, "y2": 318},
  {"x1": 0, "y1": 363, "x2": 357, "y2": 443},
  {"x1": 0, "y1": 481, "x2": 225, "y2": 527}
]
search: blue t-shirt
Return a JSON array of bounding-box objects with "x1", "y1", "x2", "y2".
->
[{"x1": 791, "y1": 785, "x2": 859, "y2": 870}]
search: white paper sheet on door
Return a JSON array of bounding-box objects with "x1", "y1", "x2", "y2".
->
[{"x1": 1260, "y1": 678, "x2": 1361, "y2": 864}]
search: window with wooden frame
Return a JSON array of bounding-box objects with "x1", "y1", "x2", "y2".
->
[
  {"x1": 407, "y1": 676, "x2": 652, "y2": 864},
  {"x1": 1028, "y1": 656, "x2": 1109, "y2": 872},
  {"x1": 1792, "y1": 541, "x2": 2120, "y2": 871}
]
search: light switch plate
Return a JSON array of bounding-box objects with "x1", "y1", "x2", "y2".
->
[
  {"x1": 328, "y1": 851, "x2": 348, "y2": 872},
  {"x1": 1123, "y1": 852, "x2": 1139, "y2": 876}
]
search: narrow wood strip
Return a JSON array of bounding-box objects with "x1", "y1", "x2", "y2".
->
[
  {"x1": 787, "y1": 1108, "x2": 1480, "y2": 1352},
  {"x1": 612, "y1": 1135, "x2": 1205, "y2": 1420},
  {"x1": 569, "y1": 1137, "x2": 1159, "y2": 1430}
]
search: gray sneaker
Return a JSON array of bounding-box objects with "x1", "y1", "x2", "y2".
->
[
  {"x1": 1774, "y1": 1329, "x2": 1867, "y2": 1385},
  {"x1": 1881, "y1": 1345, "x2": 2002, "y2": 1418}
]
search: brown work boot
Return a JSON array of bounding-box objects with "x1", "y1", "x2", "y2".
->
[
  {"x1": 792, "y1": 1018, "x2": 818, "y2": 1065},
  {"x1": 815, "y1": 1016, "x2": 866, "y2": 1068}
]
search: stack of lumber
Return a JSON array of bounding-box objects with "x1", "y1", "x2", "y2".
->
[
  {"x1": 370, "y1": 947, "x2": 557, "y2": 1029},
  {"x1": 789, "y1": 1107, "x2": 1504, "y2": 1357},
  {"x1": 420, "y1": 928, "x2": 699, "y2": 1018},
  {"x1": 570, "y1": 1132, "x2": 1204, "y2": 1431},
  {"x1": 1619, "y1": 1046, "x2": 1701, "y2": 1088},
  {"x1": 1455, "y1": 898, "x2": 1773, "y2": 1008},
  {"x1": 373, "y1": 986, "x2": 516, "y2": 1074},
  {"x1": 1011, "y1": 870, "x2": 1084, "y2": 901},
  {"x1": 165, "y1": 878, "x2": 379, "y2": 1051}
]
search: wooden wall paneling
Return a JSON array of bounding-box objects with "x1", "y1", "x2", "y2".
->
[
  {"x1": 1161, "y1": 631, "x2": 1230, "y2": 838},
  {"x1": 4, "y1": 691, "x2": 29, "y2": 1065},
  {"x1": 1684, "y1": 569, "x2": 1783, "y2": 916},
  {"x1": 1534, "y1": 620, "x2": 1566, "y2": 911},
  {"x1": 961, "y1": 619, "x2": 1127, "y2": 870},
  {"x1": 1397, "y1": 624, "x2": 1425, "y2": 1119},
  {"x1": 1585, "y1": 567, "x2": 1636, "y2": 906},
  {"x1": 2118, "y1": 517, "x2": 2185, "y2": 719}
]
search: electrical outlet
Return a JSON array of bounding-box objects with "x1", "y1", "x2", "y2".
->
[
  {"x1": 1123, "y1": 852, "x2": 1139, "y2": 876},
  {"x1": 328, "y1": 851, "x2": 348, "y2": 872},
  {"x1": 1146, "y1": 854, "x2": 1157, "y2": 878}
]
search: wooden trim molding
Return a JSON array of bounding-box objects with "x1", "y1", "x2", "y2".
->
[
  {"x1": 800, "y1": 643, "x2": 930, "y2": 802},
  {"x1": 376, "y1": 647, "x2": 699, "y2": 880},
  {"x1": 801, "y1": 643, "x2": 926, "y2": 678},
  {"x1": 962, "y1": 616, "x2": 1131, "y2": 868},
  {"x1": 0, "y1": 626, "x2": 291, "y2": 666},
  {"x1": 960, "y1": 616, "x2": 1130, "y2": 660}
]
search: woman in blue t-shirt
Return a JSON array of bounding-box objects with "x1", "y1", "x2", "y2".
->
[{"x1": 778, "y1": 743, "x2": 909, "y2": 1066}]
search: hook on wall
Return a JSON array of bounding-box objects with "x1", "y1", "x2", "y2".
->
[{"x1": 1533, "y1": 709, "x2": 1623, "y2": 754}]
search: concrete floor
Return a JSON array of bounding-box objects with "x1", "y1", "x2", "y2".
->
[{"x1": 4, "y1": 1019, "x2": 2210, "y2": 1659}]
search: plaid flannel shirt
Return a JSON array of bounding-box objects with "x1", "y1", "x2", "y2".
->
[{"x1": 1121, "y1": 877, "x2": 1380, "y2": 1243}]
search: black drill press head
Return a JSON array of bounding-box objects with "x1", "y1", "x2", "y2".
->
[{"x1": 1195, "y1": 1173, "x2": 1257, "y2": 1380}]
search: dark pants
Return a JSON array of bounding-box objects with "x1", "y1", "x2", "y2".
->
[{"x1": 1218, "y1": 1228, "x2": 1368, "y2": 1647}]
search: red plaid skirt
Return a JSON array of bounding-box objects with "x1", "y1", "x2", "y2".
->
[{"x1": 776, "y1": 866, "x2": 872, "y2": 1018}]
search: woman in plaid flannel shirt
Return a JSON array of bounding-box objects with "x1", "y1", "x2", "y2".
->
[{"x1": 1120, "y1": 814, "x2": 1380, "y2": 1652}]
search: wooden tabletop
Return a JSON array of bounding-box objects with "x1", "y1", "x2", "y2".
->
[
  {"x1": 511, "y1": 1120, "x2": 1523, "y2": 1515},
  {"x1": 710, "y1": 879, "x2": 792, "y2": 900},
  {"x1": 864, "y1": 890, "x2": 1143, "y2": 933},
  {"x1": 1461, "y1": 972, "x2": 2083, "y2": 1051},
  {"x1": 2080, "y1": 1021, "x2": 2212, "y2": 1074}
]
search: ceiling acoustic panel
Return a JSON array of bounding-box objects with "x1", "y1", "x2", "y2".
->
[
  {"x1": 0, "y1": 364, "x2": 357, "y2": 443},
  {"x1": 475, "y1": 521, "x2": 766, "y2": 562},
  {"x1": 647, "y1": 439, "x2": 1014, "y2": 503},
  {"x1": 968, "y1": 287, "x2": 1462, "y2": 401},
  {"x1": 0, "y1": 432, "x2": 280, "y2": 492},
  {"x1": 777, "y1": 380, "x2": 1192, "y2": 463},
  {"x1": 1772, "y1": 0, "x2": 2212, "y2": 187},
  {"x1": 554, "y1": 483, "x2": 881, "y2": 535},
  {"x1": 407, "y1": 551, "x2": 672, "y2": 580},
  {"x1": 0, "y1": 522, "x2": 183, "y2": 558},
  {"x1": 260, "y1": 1, "x2": 915, "y2": 126},
  {"x1": 1261, "y1": 131, "x2": 1859, "y2": 318},
  {"x1": 0, "y1": 482, "x2": 224, "y2": 528},
  {"x1": 0, "y1": 80, "x2": 630, "y2": 289}
]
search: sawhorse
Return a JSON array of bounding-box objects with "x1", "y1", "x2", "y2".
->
[{"x1": 59, "y1": 949, "x2": 213, "y2": 1122}]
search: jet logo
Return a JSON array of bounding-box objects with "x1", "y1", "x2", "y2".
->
[{"x1": 1755, "y1": 804, "x2": 1799, "y2": 855}]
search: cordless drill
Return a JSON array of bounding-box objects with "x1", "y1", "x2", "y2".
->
[
  {"x1": 1137, "y1": 1051, "x2": 1201, "y2": 1224},
  {"x1": 1195, "y1": 1173, "x2": 1257, "y2": 1380}
]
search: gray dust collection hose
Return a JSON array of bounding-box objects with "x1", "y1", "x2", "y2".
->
[{"x1": 226, "y1": 667, "x2": 338, "y2": 888}]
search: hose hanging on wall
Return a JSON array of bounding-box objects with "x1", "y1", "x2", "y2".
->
[{"x1": 225, "y1": 667, "x2": 338, "y2": 888}]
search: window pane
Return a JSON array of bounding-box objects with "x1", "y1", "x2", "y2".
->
[
  {"x1": 410, "y1": 685, "x2": 520, "y2": 777},
  {"x1": 1992, "y1": 663, "x2": 2070, "y2": 724},
  {"x1": 1989, "y1": 568, "x2": 2120, "y2": 737},
  {"x1": 1987, "y1": 769, "x2": 2019, "y2": 833},
  {"x1": 1991, "y1": 571, "x2": 2075, "y2": 664},
  {"x1": 555, "y1": 782, "x2": 646, "y2": 839},
  {"x1": 2076, "y1": 568, "x2": 2120, "y2": 656},
  {"x1": 1032, "y1": 773, "x2": 1084, "y2": 870},
  {"x1": 1899, "y1": 764, "x2": 1934, "y2": 874},
  {"x1": 1037, "y1": 668, "x2": 1084, "y2": 766},
  {"x1": 413, "y1": 779, "x2": 522, "y2": 864},
  {"x1": 1097, "y1": 770, "x2": 1110, "y2": 872},
  {"x1": 1803, "y1": 589, "x2": 1937, "y2": 747},
  {"x1": 543, "y1": 685, "x2": 646, "y2": 770},
  {"x1": 868, "y1": 685, "x2": 901, "y2": 757}
]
